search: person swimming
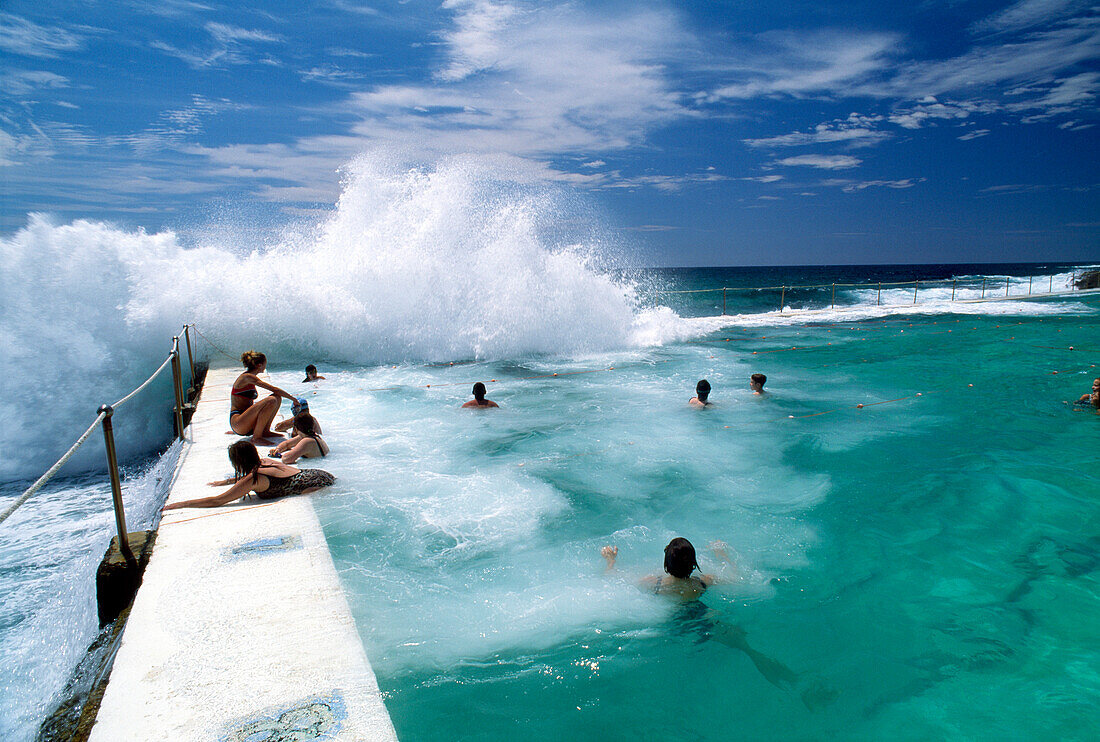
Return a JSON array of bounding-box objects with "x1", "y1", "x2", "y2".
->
[
  {"x1": 1076, "y1": 378, "x2": 1100, "y2": 408},
  {"x1": 462, "y1": 382, "x2": 499, "y2": 408},
  {"x1": 230, "y1": 351, "x2": 297, "y2": 445},
  {"x1": 269, "y1": 412, "x2": 329, "y2": 464},
  {"x1": 303, "y1": 364, "x2": 326, "y2": 383},
  {"x1": 163, "y1": 440, "x2": 334, "y2": 510},
  {"x1": 690, "y1": 379, "x2": 712, "y2": 407},
  {"x1": 750, "y1": 373, "x2": 767, "y2": 395},
  {"x1": 601, "y1": 537, "x2": 834, "y2": 709}
]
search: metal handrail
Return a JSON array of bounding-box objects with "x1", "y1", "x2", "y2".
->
[
  {"x1": 1, "y1": 329, "x2": 198, "y2": 537},
  {"x1": 655, "y1": 272, "x2": 1088, "y2": 313}
]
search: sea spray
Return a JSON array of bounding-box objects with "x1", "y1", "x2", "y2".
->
[{"x1": 0, "y1": 154, "x2": 683, "y2": 482}]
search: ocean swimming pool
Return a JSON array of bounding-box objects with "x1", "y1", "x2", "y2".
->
[{"x1": 266, "y1": 299, "x2": 1100, "y2": 740}]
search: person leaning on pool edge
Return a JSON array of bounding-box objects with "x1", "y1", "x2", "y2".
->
[
  {"x1": 690, "y1": 379, "x2": 712, "y2": 407},
  {"x1": 462, "y1": 382, "x2": 499, "y2": 408}
]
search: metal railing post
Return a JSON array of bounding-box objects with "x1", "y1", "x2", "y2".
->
[
  {"x1": 981, "y1": 278, "x2": 986, "y2": 299},
  {"x1": 183, "y1": 324, "x2": 197, "y2": 395},
  {"x1": 831, "y1": 283, "x2": 836, "y2": 308},
  {"x1": 1006, "y1": 279, "x2": 1010, "y2": 297},
  {"x1": 877, "y1": 283, "x2": 881, "y2": 305},
  {"x1": 1028, "y1": 276, "x2": 1032, "y2": 295},
  {"x1": 722, "y1": 288, "x2": 726, "y2": 316},
  {"x1": 1049, "y1": 275, "x2": 1053, "y2": 293},
  {"x1": 99, "y1": 404, "x2": 134, "y2": 565},
  {"x1": 951, "y1": 279, "x2": 956, "y2": 301},
  {"x1": 779, "y1": 286, "x2": 786, "y2": 312},
  {"x1": 171, "y1": 340, "x2": 185, "y2": 440},
  {"x1": 913, "y1": 281, "x2": 918, "y2": 304}
]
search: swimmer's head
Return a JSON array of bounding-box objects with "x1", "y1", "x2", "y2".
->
[
  {"x1": 473, "y1": 382, "x2": 487, "y2": 401},
  {"x1": 293, "y1": 412, "x2": 319, "y2": 437},
  {"x1": 228, "y1": 440, "x2": 261, "y2": 478},
  {"x1": 305, "y1": 364, "x2": 318, "y2": 379},
  {"x1": 291, "y1": 398, "x2": 309, "y2": 416},
  {"x1": 695, "y1": 379, "x2": 711, "y2": 402},
  {"x1": 241, "y1": 350, "x2": 266, "y2": 372},
  {"x1": 1093, "y1": 378, "x2": 1100, "y2": 391},
  {"x1": 750, "y1": 373, "x2": 767, "y2": 391},
  {"x1": 664, "y1": 537, "x2": 700, "y2": 578}
]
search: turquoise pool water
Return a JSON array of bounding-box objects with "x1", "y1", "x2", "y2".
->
[{"x1": 305, "y1": 297, "x2": 1100, "y2": 741}]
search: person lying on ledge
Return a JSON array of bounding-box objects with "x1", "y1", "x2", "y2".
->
[
  {"x1": 269, "y1": 412, "x2": 329, "y2": 464},
  {"x1": 600, "y1": 537, "x2": 836, "y2": 710},
  {"x1": 163, "y1": 441, "x2": 334, "y2": 510},
  {"x1": 462, "y1": 382, "x2": 499, "y2": 408}
]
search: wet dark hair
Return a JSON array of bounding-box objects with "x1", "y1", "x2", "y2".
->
[
  {"x1": 473, "y1": 382, "x2": 487, "y2": 401},
  {"x1": 695, "y1": 379, "x2": 711, "y2": 401},
  {"x1": 228, "y1": 440, "x2": 261, "y2": 483},
  {"x1": 751, "y1": 373, "x2": 767, "y2": 386},
  {"x1": 664, "y1": 537, "x2": 700, "y2": 579},
  {"x1": 241, "y1": 350, "x2": 266, "y2": 372},
  {"x1": 293, "y1": 412, "x2": 319, "y2": 439}
]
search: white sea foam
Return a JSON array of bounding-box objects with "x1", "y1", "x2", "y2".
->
[{"x1": 0, "y1": 154, "x2": 684, "y2": 481}]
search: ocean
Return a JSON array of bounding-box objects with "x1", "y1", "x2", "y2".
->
[{"x1": 1, "y1": 159, "x2": 1097, "y2": 740}]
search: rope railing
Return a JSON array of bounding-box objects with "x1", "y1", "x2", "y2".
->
[{"x1": 0, "y1": 325, "x2": 204, "y2": 563}]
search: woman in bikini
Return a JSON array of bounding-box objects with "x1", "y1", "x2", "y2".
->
[
  {"x1": 230, "y1": 350, "x2": 297, "y2": 444},
  {"x1": 163, "y1": 440, "x2": 334, "y2": 510},
  {"x1": 601, "y1": 537, "x2": 834, "y2": 709},
  {"x1": 269, "y1": 412, "x2": 329, "y2": 464}
]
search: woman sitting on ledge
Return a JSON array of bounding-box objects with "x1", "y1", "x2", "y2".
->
[
  {"x1": 230, "y1": 350, "x2": 298, "y2": 445},
  {"x1": 163, "y1": 441, "x2": 334, "y2": 510}
]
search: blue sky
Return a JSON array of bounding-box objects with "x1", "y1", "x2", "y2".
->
[{"x1": 1, "y1": 0, "x2": 1098, "y2": 265}]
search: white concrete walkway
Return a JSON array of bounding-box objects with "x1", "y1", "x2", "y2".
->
[{"x1": 89, "y1": 367, "x2": 397, "y2": 742}]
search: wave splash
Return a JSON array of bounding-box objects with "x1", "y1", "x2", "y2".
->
[{"x1": 0, "y1": 154, "x2": 681, "y2": 481}]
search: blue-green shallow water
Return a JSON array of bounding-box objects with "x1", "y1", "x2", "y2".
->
[{"x1": 310, "y1": 296, "x2": 1100, "y2": 741}]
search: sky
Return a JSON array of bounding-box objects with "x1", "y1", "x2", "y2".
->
[{"x1": 1, "y1": 0, "x2": 1098, "y2": 266}]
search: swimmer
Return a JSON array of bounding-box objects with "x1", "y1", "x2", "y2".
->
[
  {"x1": 269, "y1": 412, "x2": 329, "y2": 464},
  {"x1": 229, "y1": 351, "x2": 297, "y2": 445},
  {"x1": 274, "y1": 398, "x2": 322, "y2": 435},
  {"x1": 689, "y1": 379, "x2": 712, "y2": 407},
  {"x1": 462, "y1": 382, "x2": 499, "y2": 408},
  {"x1": 601, "y1": 537, "x2": 835, "y2": 710},
  {"x1": 750, "y1": 373, "x2": 767, "y2": 395},
  {"x1": 1075, "y1": 378, "x2": 1100, "y2": 408},
  {"x1": 303, "y1": 364, "x2": 326, "y2": 383},
  {"x1": 162, "y1": 441, "x2": 334, "y2": 510}
]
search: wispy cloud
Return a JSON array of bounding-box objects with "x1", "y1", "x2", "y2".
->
[
  {"x1": 776, "y1": 154, "x2": 862, "y2": 170},
  {"x1": 821, "y1": 177, "x2": 924, "y2": 192},
  {"x1": 744, "y1": 114, "x2": 890, "y2": 148},
  {"x1": 971, "y1": 0, "x2": 1084, "y2": 34},
  {"x1": 1, "y1": 70, "x2": 69, "y2": 97},
  {"x1": 0, "y1": 13, "x2": 86, "y2": 58},
  {"x1": 151, "y1": 20, "x2": 282, "y2": 68},
  {"x1": 958, "y1": 129, "x2": 991, "y2": 140}
]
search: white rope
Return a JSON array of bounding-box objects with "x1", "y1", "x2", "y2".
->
[
  {"x1": 0, "y1": 412, "x2": 107, "y2": 526},
  {"x1": 112, "y1": 353, "x2": 174, "y2": 410}
]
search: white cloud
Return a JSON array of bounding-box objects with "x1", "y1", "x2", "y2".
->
[
  {"x1": 151, "y1": 20, "x2": 282, "y2": 68},
  {"x1": 820, "y1": 178, "x2": 924, "y2": 192},
  {"x1": 744, "y1": 119, "x2": 889, "y2": 148},
  {"x1": 705, "y1": 30, "x2": 901, "y2": 101},
  {"x1": 742, "y1": 175, "x2": 784, "y2": 183},
  {"x1": 581, "y1": 160, "x2": 605, "y2": 168},
  {"x1": 1, "y1": 70, "x2": 69, "y2": 97},
  {"x1": 972, "y1": 0, "x2": 1083, "y2": 34},
  {"x1": 958, "y1": 129, "x2": 991, "y2": 140},
  {"x1": 888, "y1": 100, "x2": 983, "y2": 129},
  {"x1": 776, "y1": 154, "x2": 862, "y2": 170},
  {"x1": 0, "y1": 13, "x2": 85, "y2": 58}
]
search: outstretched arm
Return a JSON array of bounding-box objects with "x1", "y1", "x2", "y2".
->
[
  {"x1": 165, "y1": 477, "x2": 254, "y2": 510},
  {"x1": 600, "y1": 545, "x2": 618, "y2": 573},
  {"x1": 244, "y1": 372, "x2": 296, "y2": 401},
  {"x1": 701, "y1": 541, "x2": 738, "y2": 585}
]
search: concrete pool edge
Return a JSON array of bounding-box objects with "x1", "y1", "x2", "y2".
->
[{"x1": 87, "y1": 366, "x2": 398, "y2": 742}]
